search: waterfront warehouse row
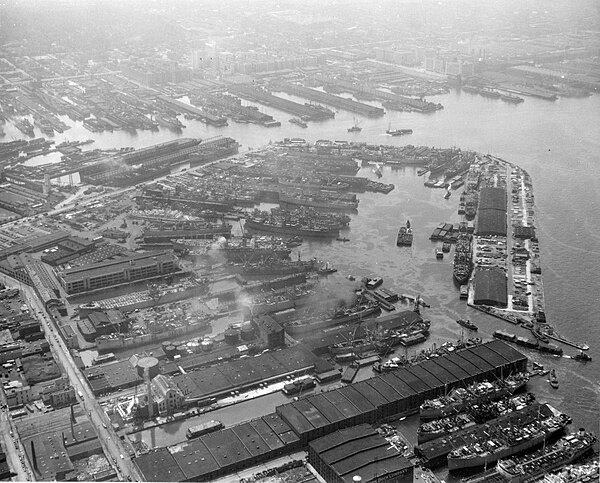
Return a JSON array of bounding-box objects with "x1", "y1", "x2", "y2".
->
[{"x1": 133, "y1": 340, "x2": 527, "y2": 481}]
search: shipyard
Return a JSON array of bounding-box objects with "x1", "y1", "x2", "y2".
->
[{"x1": 0, "y1": 1, "x2": 598, "y2": 483}]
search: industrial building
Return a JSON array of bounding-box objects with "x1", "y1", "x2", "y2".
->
[
  {"x1": 133, "y1": 340, "x2": 527, "y2": 481},
  {"x1": 308, "y1": 424, "x2": 414, "y2": 483},
  {"x1": 59, "y1": 252, "x2": 178, "y2": 294},
  {"x1": 472, "y1": 268, "x2": 508, "y2": 307}
]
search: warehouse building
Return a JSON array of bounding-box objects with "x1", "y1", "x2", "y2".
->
[
  {"x1": 475, "y1": 187, "x2": 507, "y2": 237},
  {"x1": 59, "y1": 252, "x2": 178, "y2": 294},
  {"x1": 134, "y1": 341, "x2": 527, "y2": 481},
  {"x1": 472, "y1": 268, "x2": 508, "y2": 307},
  {"x1": 308, "y1": 424, "x2": 413, "y2": 483}
]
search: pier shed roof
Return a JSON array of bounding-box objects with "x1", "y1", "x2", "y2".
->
[
  {"x1": 473, "y1": 268, "x2": 508, "y2": 307},
  {"x1": 292, "y1": 398, "x2": 331, "y2": 429},
  {"x1": 306, "y1": 394, "x2": 346, "y2": 423},
  {"x1": 454, "y1": 348, "x2": 496, "y2": 374},
  {"x1": 231, "y1": 422, "x2": 273, "y2": 457},
  {"x1": 134, "y1": 448, "x2": 184, "y2": 482},
  {"x1": 340, "y1": 383, "x2": 380, "y2": 412},
  {"x1": 248, "y1": 418, "x2": 286, "y2": 452},
  {"x1": 420, "y1": 359, "x2": 460, "y2": 386},
  {"x1": 469, "y1": 343, "x2": 511, "y2": 369},
  {"x1": 322, "y1": 390, "x2": 362, "y2": 419},
  {"x1": 487, "y1": 339, "x2": 528, "y2": 366},
  {"x1": 170, "y1": 439, "x2": 220, "y2": 481},
  {"x1": 407, "y1": 365, "x2": 445, "y2": 391},
  {"x1": 201, "y1": 428, "x2": 252, "y2": 468},
  {"x1": 277, "y1": 404, "x2": 314, "y2": 436},
  {"x1": 475, "y1": 209, "x2": 507, "y2": 236},
  {"x1": 392, "y1": 368, "x2": 431, "y2": 394},
  {"x1": 373, "y1": 373, "x2": 416, "y2": 400},
  {"x1": 479, "y1": 187, "x2": 507, "y2": 211},
  {"x1": 442, "y1": 351, "x2": 482, "y2": 378}
]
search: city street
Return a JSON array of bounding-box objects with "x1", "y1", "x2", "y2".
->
[{"x1": 0, "y1": 273, "x2": 142, "y2": 482}]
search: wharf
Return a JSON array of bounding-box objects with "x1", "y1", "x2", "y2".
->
[
  {"x1": 274, "y1": 82, "x2": 385, "y2": 117},
  {"x1": 228, "y1": 85, "x2": 334, "y2": 120},
  {"x1": 311, "y1": 74, "x2": 443, "y2": 112},
  {"x1": 157, "y1": 95, "x2": 228, "y2": 126}
]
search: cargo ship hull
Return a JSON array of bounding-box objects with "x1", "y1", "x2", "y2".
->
[
  {"x1": 285, "y1": 305, "x2": 381, "y2": 336},
  {"x1": 447, "y1": 423, "x2": 566, "y2": 471},
  {"x1": 245, "y1": 219, "x2": 339, "y2": 238}
]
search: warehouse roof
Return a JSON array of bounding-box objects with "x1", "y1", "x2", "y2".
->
[
  {"x1": 170, "y1": 439, "x2": 219, "y2": 481},
  {"x1": 339, "y1": 384, "x2": 378, "y2": 413},
  {"x1": 479, "y1": 187, "x2": 507, "y2": 211},
  {"x1": 322, "y1": 390, "x2": 362, "y2": 419},
  {"x1": 473, "y1": 268, "x2": 508, "y2": 307},
  {"x1": 310, "y1": 425, "x2": 413, "y2": 483},
  {"x1": 475, "y1": 209, "x2": 507, "y2": 236}
]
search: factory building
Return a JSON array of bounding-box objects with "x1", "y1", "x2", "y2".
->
[
  {"x1": 59, "y1": 252, "x2": 178, "y2": 294},
  {"x1": 134, "y1": 341, "x2": 527, "y2": 481},
  {"x1": 308, "y1": 424, "x2": 413, "y2": 483}
]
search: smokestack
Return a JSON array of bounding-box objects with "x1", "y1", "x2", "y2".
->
[
  {"x1": 30, "y1": 441, "x2": 38, "y2": 470},
  {"x1": 70, "y1": 404, "x2": 76, "y2": 424},
  {"x1": 146, "y1": 367, "x2": 154, "y2": 418}
]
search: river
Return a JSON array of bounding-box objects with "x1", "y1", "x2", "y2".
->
[{"x1": 5, "y1": 88, "x2": 599, "y2": 465}]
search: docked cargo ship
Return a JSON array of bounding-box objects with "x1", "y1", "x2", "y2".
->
[
  {"x1": 447, "y1": 410, "x2": 571, "y2": 471},
  {"x1": 213, "y1": 237, "x2": 291, "y2": 261},
  {"x1": 14, "y1": 118, "x2": 35, "y2": 137},
  {"x1": 155, "y1": 114, "x2": 185, "y2": 131},
  {"x1": 417, "y1": 393, "x2": 535, "y2": 444},
  {"x1": 285, "y1": 301, "x2": 381, "y2": 336},
  {"x1": 186, "y1": 420, "x2": 224, "y2": 439},
  {"x1": 289, "y1": 118, "x2": 308, "y2": 128},
  {"x1": 244, "y1": 207, "x2": 349, "y2": 238},
  {"x1": 328, "y1": 317, "x2": 431, "y2": 356},
  {"x1": 420, "y1": 373, "x2": 529, "y2": 421},
  {"x1": 495, "y1": 430, "x2": 596, "y2": 483},
  {"x1": 241, "y1": 258, "x2": 318, "y2": 276},
  {"x1": 453, "y1": 225, "x2": 473, "y2": 285},
  {"x1": 279, "y1": 192, "x2": 359, "y2": 212},
  {"x1": 397, "y1": 220, "x2": 413, "y2": 246},
  {"x1": 499, "y1": 92, "x2": 525, "y2": 104}
]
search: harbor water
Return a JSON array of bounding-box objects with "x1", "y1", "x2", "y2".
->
[{"x1": 6, "y1": 89, "x2": 599, "y2": 455}]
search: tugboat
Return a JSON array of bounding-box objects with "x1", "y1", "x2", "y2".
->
[
  {"x1": 435, "y1": 248, "x2": 444, "y2": 259},
  {"x1": 396, "y1": 220, "x2": 413, "y2": 246},
  {"x1": 549, "y1": 369, "x2": 559, "y2": 389},
  {"x1": 347, "y1": 117, "x2": 362, "y2": 132},
  {"x1": 457, "y1": 318, "x2": 478, "y2": 331},
  {"x1": 317, "y1": 261, "x2": 337, "y2": 275},
  {"x1": 572, "y1": 351, "x2": 592, "y2": 362}
]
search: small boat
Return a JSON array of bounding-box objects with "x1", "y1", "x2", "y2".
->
[
  {"x1": 364, "y1": 277, "x2": 383, "y2": 290},
  {"x1": 442, "y1": 242, "x2": 451, "y2": 252},
  {"x1": 548, "y1": 369, "x2": 559, "y2": 388},
  {"x1": 457, "y1": 318, "x2": 478, "y2": 331},
  {"x1": 317, "y1": 261, "x2": 337, "y2": 275},
  {"x1": 372, "y1": 164, "x2": 382, "y2": 177},
  {"x1": 444, "y1": 189, "x2": 451, "y2": 199},
  {"x1": 347, "y1": 117, "x2": 362, "y2": 132},
  {"x1": 336, "y1": 237, "x2": 350, "y2": 242},
  {"x1": 435, "y1": 248, "x2": 444, "y2": 259},
  {"x1": 572, "y1": 351, "x2": 592, "y2": 362}
]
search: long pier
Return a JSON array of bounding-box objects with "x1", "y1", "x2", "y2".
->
[
  {"x1": 228, "y1": 85, "x2": 334, "y2": 121},
  {"x1": 274, "y1": 82, "x2": 385, "y2": 117},
  {"x1": 311, "y1": 74, "x2": 443, "y2": 112}
]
